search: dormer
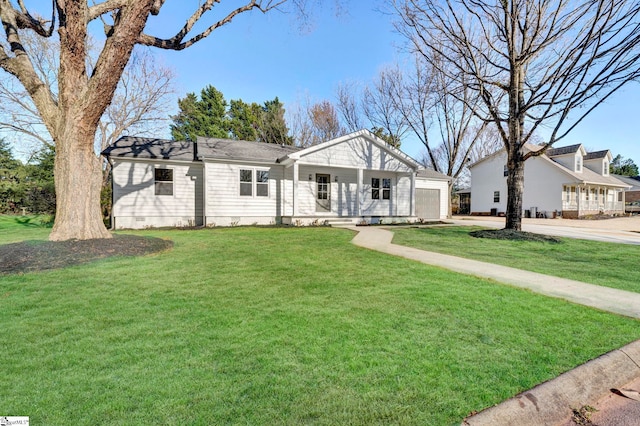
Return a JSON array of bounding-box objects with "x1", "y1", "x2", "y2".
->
[
  {"x1": 546, "y1": 144, "x2": 586, "y2": 173},
  {"x1": 583, "y1": 150, "x2": 612, "y2": 176}
]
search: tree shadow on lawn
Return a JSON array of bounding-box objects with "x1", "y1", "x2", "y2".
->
[{"x1": 0, "y1": 234, "x2": 173, "y2": 275}]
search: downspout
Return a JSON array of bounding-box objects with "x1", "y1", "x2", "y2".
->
[{"x1": 108, "y1": 157, "x2": 115, "y2": 231}]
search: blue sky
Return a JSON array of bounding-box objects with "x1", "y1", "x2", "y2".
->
[{"x1": 146, "y1": 2, "x2": 639, "y2": 163}]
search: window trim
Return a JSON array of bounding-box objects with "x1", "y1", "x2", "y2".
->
[
  {"x1": 371, "y1": 177, "x2": 392, "y2": 201},
  {"x1": 240, "y1": 169, "x2": 253, "y2": 197},
  {"x1": 371, "y1": 177, "x2": 380, "y2": 200},
  {"x1": 256, "y1": 169, "x2": 269, "y2": 197},
  {"x1": 382, "y1": 178, "x2": 391, "y2": 200},
  {"x1": 154, "y1": 167, "x2": 174, "y2": 196},
  {"x1": 239, "y1": 168, "x2": 270, "y2": 198}
]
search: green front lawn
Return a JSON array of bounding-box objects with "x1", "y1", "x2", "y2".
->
[
  {"x1": 392, "y1": 225, "x2": 640, "y2": 293},
  {"x1": 1, "y1": 225, "x2": 639, "y2": 424},
  {"x1": 0, "y1": 214, "x2": 53, "y2": 243}
]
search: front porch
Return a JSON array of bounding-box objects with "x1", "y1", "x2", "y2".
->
[{"x1": 562, "y1": 184, "x2": 625, "y2": 218}]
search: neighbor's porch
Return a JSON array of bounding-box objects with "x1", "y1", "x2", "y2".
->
[{"x1": 561, "y1": 184, "x2": 625, "y2": 218}]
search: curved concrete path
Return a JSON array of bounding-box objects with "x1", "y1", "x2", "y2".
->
[
  {"x1": 350, "y1": 226, "x2": 640, "y2": 319},
  {"x1": 348, "y1": 225, "x2": 640, "y2": 425}
]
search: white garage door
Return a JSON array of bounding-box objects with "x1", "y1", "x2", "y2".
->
[{"x1": 416, "y1": 188, "x2": 440, "y2": 219}]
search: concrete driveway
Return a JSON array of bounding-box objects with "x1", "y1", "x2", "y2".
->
[{"x1": 450, "y1": 215, "x2": 640, "y2": 245}]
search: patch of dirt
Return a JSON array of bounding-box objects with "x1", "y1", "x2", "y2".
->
[
  {"x1": 469, "y1": 229, "x2": 561, "y2": 243},
  {"x1": 0, "y1": 234, "x2": 173, "y2": 275}
]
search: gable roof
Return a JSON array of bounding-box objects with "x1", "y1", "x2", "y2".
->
[
  {"x1": 104, "y1": 130, "x2": 427, "y2": 172},
  {"x1": 196, "y1": 137, "x2": 300, "y2": 163},
  {"x1": 583, "y1": 150, "x2": 610, "y2": 160},
  {"x1": 541, "y1": 155, "x2": 628, "y2": 187},
  {"x1": 102, "y1": 137, "x2": 196, "y2": 161},
  {"x1": 546, "y1": 144, "x2": 583, "y2": 156},
  {"x1": 278, "y1": 129, "x2": 421, "y2": 170},
  {"x1": 417, "y1": 168, "x2": 452, "y2": 181},
  {"x1": 468, "y1": 142, "x2": 628, "y2": 188}
]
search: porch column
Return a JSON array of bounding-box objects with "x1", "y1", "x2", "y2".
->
[
  {"x1": 356, "y1": 168, "x2": 363, "y2": 216},
  {"x1": 410, "y1": 172, "x2": 416, "y2": 217},
  {"x1": 577, "y1": 186, "x2": 581, "y2": 216},
  {"x1": 293, "y1": 162, "x2": 299, "y2": 217}
]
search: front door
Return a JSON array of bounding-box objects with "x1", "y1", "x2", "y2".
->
[{"x1": 316, "y1": 174, "x2": 331, "y2": 212}]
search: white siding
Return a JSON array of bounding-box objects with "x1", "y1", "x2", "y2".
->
[
  {"x1": 360, "y1": 170, "x2": 410, "y2": 216},
  {"x1": 584, "y1": 158, "x2": 606, "y2": 175},
  {"x1": 470, "y1": 152, "x2": 508, "y2": 214},
  {"x1": 293, "y1": 166, "x2": 359, "y2": 216},
  {"x1": 471, "y1": 153, "x2": 570, "y2": 215},
  {"x1": 299, "y1": 136, "x2": 413, "y2": 172},
  {"x1": 522, "y1": 157, "x2": 566, "y2": 213},
  {"x1": 415, "y1": 178, "x2": 449, "y2": 219},
  {"x1": 204, "y1": 161, "x2": 284, "y2": 225},
  {"x1": 112, "y1": 160, "x2": 203, "y2": 229}
]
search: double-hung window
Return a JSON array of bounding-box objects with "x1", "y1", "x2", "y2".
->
[
  {"x1": 493, "y1": 191, "x2": 500, "y2": 203},
  {"x1": 256, "y1": 170, "x2": 269, "y2": 197},
  {"x1": 382, "y1": 178, "x2": 391, "y2": 200},
  {"x1": 154, "y1": 168, "x2": 173, "y2": 196},
  {"x1": 371, "y1": 178, "x2": 380, "y2": 199},
  {"x1": 372, "y1": 177, "x2": 391, "y2": 200},
  {"x1": 240, "y1": 169, "x2": 253, "y2": 196},
  {"x1": 240, "y1": 169, "x2": 269, "y2": 197}
]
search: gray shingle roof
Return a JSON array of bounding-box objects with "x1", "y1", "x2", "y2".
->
[
  {"x1": 196, "y1": 137, "x2": 300, "y2": 162},
  {"x1": 416, "y1": 168, "x2": 451, "y2": 180},
  {"x1": 546, "y1": 144, "x2": 582, "y2": 156},
  {"x1": 101, "y1": 137, "x2": 195, "y2": 161},
  {"x1": 584, "y1": 150, "x2": 610, "y2": 160},
  {"x1": 612, "y1": 174, "x2": 640, "y2": 190},
  {"x1": 102, "y1": 136, "x2": 301, "y2": 163}
]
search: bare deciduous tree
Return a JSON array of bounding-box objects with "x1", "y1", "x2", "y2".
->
[
  {"x1": 289, "y1": 97, "x2": 345, "y2": 147},
  {"x1": 361, "y1": 66, "x2": 409, "y2": 146},
  {"x1": 0, "y1": 36, "x2": 175, "y2": 159},
  {"x1": 394, "y1": 0, "x2": 640, "y2": 230},
  {"x1": 0, "y1": 1, "x2": 304, "y2": 240}
]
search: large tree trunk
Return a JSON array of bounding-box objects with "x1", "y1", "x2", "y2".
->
[
  {"x1": 50, "y1": 121, "x2": 111, "y2": 241},
  {"x1": 505, "y1": 149, "x2": 525, "y2": 231}
]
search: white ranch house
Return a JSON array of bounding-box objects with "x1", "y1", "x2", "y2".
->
[
  {"x1": 469, "y1": 143, "x2": 628, "y2": 218},
  {"x1": 103, "y1": 130, "x2": 451, "y2": 229}
]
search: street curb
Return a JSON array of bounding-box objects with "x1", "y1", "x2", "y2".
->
[{"x1": 461, "y1": 339, "x2": 640, "y2": 425}]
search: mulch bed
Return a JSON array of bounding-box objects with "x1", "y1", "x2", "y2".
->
[
  {"x1": 0, "y1": 234, "x2": 173, "y2": 275},
  {"x1": 470, "y1": 229, "x2": 561, "y2": 243}
]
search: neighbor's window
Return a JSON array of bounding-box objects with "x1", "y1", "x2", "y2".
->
[
  {"x1": 604, "y1": 161, "x2": 609, "y2": 176},
  {"x1": 371, "y1": 178, "x2": 380, "y2": 199},
  {"x1": 576, "y1": 156, "x2": 583, "y2": 172},
  {"x1": 240, "y1": 169, "x2": 252, "y2": 196},
  {"x1": 493, "y1": 191, "x2": 500, "y2": 203},
  {"x1": 256, "y1": 170, "x2": 269, "y2": 197},
  {"x1": 154, "y1": 168, "x2": 173, "y2": 196},
  {"x1": 503, "y1": 165, "x2": 508, "y2": 177},
  {"x1": 382, "y1": 178, "x2": 391, "y2": 200}
]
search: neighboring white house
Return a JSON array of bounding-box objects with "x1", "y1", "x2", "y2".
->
[
  {"x1": 469, "y1": 143, "x2": 628, "y2": 218},
  {"x1": 102, "y1": 129, "x2": 451, "y2": 229}
]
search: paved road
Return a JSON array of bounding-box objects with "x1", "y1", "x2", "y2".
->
[{"x1": 450, "y1": 216, "x2": 640, "y2": 245}]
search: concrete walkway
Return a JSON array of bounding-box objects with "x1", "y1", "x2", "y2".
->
[
  {"x1": 350, "y1": 226, "x2": 640, "y2": 319},
  {"x1": 348, "y1": 225, "x2": 640, "y2": 425}
]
